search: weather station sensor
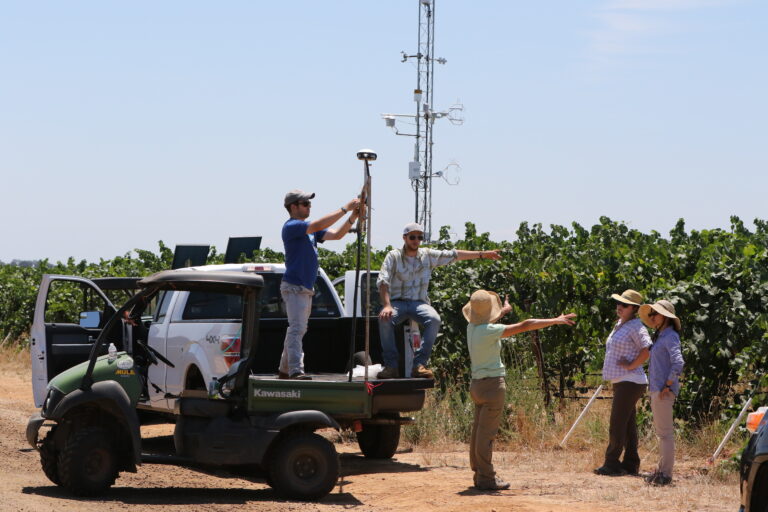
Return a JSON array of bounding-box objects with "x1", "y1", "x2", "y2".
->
[{"x1": 409, "y1": 161, "x2": 421, "y2": 180}]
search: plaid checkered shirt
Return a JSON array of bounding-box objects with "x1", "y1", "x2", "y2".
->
[
  {"x1": 601, "y1": 317, "x2": 652, "y2": 381},
  {"x1": 376, "y1": 247, "x2": 457, "y2": 303}
]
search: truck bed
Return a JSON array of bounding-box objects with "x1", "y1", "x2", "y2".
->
[{"x1": 247, "y1": 373, "x2": 433, "y2": 419}]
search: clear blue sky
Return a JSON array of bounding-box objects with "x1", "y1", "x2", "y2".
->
[{"x1": 1, "y1": 1, "x2": 765, "y2": 263}]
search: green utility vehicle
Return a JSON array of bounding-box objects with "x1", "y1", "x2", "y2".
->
[{"x1": 27, "y1": 270, "x2": 432, "y2": 500}]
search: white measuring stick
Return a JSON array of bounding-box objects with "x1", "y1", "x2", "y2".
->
[
  {"x1": 559, "y1": 383, "x2": 604, "y2": 448},
  {"x1": 709, "y1": 396, "x2": 753, "y2": 463}
]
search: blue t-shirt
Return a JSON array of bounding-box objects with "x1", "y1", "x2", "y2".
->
[{"x1": 282, "y1": 219, "x2": 327, "y2": 289}]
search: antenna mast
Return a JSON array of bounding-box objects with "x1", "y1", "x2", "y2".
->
[{"x1": 382, "y1": 0, "x2": 463, "y2": 242}]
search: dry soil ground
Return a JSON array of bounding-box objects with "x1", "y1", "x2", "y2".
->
[{"x1": 0, "y1": 353, "x2": 739, "y2": 512}]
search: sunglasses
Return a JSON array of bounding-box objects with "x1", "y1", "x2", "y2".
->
[
  {"x1": 616, "y1": 302, "x2": 632, "y2": 308},
  {"x1": 647, "y1": 310, "x2": 658, "y2": 318},
  {"x1": 407, "y1": 235, "x2": 424, "y2": 241},
  {"x1": 296, "y1": 200, "x2": 311, "y2": 207}
]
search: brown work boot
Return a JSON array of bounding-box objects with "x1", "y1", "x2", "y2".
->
[
  {"x1": 411, "y1": 364, "x2": 434, "y2": 379},
  {"x1": 376, "y1": 367, "x2": 400, "y2": 379},
  {"x1": 475, "y1": 476, "x2": 511, "y2": 491}
]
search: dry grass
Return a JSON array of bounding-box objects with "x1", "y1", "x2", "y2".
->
[
  {"x1": 404, "y1": 376, "x2": 747, "y2": 480},
  {"x1": 0, "y1": 340, "x2": 30, "y2": 378}
]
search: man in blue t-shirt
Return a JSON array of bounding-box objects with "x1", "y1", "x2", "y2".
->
[{"x1": 279, "y1": 189, "x2": 361, "y2": 380}]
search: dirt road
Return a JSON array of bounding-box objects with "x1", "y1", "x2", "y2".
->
[{"x1": 0, "y1": 357, "x2": 737, "y2": 512}]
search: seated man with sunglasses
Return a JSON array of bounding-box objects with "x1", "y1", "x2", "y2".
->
[
  {"x1": 280, "y1": 189, "x2": 361, "y2": 380},
  {"x1": 376, "y1": 222, "x2": 501, "y2": 379}
]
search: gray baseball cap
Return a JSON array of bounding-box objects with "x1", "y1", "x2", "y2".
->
[
  {"x1": 284, "y1": 189, "x2": 315, "y2": 207},
  {"x1": 403, "y1": 222, "x2": 424, "y2": 235}
]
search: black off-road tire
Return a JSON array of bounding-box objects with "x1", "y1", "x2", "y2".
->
[
  {"x1": 751, "y1": 463, "x2": 768, "y2": 512},
  {"x1": 268, "y1": 432, "x2": 338, "y2": 500},
  {"x1": 356, "y1": 422, "x2": 401, "y2": 459},
  {"x1": 57, "y1": 426, "x2": 118, "y2": 496},
  {"x1": 39, "y1": 427, "x2": 61, "y2": 486}
]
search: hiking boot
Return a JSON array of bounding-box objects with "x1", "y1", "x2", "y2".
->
[
  {"x1": 411, "y1": 364, "x2": 434, "y2": 379},
  {"x1": 475, "y1": 477, "x2": 511, "y2": 491},
  {"x1": 642, "y1": 471, "x2": 658, "y2": 483},
  {"x1": 647, "y1": 473, "x2": 672, "y2": 486},
  {"x1": 289, "y1": 372, "x2": 312, "y2": 380},
  {"x1": 377, "y1": 367, "x2": 400, "y2": 379},
  {"x1": 621, "y1": 463, "x2": 640, "y2": 476},
  {"x1": 594, "y1": 465, "x2": 627, "y2": 477}
]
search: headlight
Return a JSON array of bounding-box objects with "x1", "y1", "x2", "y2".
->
[{"x1": 42, "y1": 387, "x2": 65, "y2": 417}]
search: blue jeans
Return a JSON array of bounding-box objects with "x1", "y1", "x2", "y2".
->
[
  {"x1": 379, "y1": 299, "x2": 441, "y2": 368},
  {"x1": 279, "y1": 282, "x2": 314, "y2": 375}
]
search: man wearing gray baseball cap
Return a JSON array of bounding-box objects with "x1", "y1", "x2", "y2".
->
[
  {"x1": 279, "y1": 189, "x2": 361, "y2": 380},
  {"x1": 376, "y1": 222, "x2": 502, "y2": 379}
]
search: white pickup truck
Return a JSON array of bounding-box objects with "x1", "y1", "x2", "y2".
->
[{"x1": 31, "y1": 264, "x2": 388, "y2": 412}]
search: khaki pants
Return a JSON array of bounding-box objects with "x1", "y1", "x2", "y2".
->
[
  {"x1": 650, "y1": 391, "x2": 676, "y2": 477},
  {"x1": 469, "y1": 377, "x2": 506, "y2": 486}
]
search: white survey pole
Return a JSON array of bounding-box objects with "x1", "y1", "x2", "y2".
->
[
  {"x1": 709, "y1": 396, "x2": 753, "y2": 463},
  {"x1": 559, "y1": 384, "x2": 604, "y2": 448}
]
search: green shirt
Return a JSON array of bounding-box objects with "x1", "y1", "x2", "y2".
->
[{"x1": 467, "y1": 323, "x2": 506, "y2": 379}]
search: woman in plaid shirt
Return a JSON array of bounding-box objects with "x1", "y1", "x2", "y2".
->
[{"x1": 594, "y1": 289, "x2": 652, "y2": 477}]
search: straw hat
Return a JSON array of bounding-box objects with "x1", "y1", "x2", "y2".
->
[
  {"x1": 463, "y1": 290, "x2": 503, "y2": 324},
  {"x1": 610, "y1": 289, "x2": 643, "y2": 306},
  {"x1": 640, "y1": 300, "x2": 681, "y2": 331}
]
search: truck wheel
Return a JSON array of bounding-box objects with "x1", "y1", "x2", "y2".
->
[
  {"x1": 268, "y1": 432, "x2": 338, "y2": 500},
  {"x1": 39, "y1": 427, "x2": 61, "y2": 486},
  {"x1": 356, "y1": 422, "x2": 401, "y2": 459},
  {"x1": 58, "y1": 426, "x2": 118, "y2": 496},
  {"x1": 751, "y1": 463, "x2": 768, "y2": 512}
]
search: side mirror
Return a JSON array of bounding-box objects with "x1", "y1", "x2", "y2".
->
[{"x1": 79, "y1": 311, "x2": 101, "y2": 329}]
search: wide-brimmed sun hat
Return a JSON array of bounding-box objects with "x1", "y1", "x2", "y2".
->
[
  {"x1": 610, "y1": 289, "x2": 643, "y2": 306},
  {"x1": 640, "y1": 300, "x2": 681, "y2": 331},
  {"x1": 462, "y1": 290, "x2": 503, "y2": 324}
]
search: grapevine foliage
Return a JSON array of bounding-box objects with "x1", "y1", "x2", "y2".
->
[{"x1": 1, "y1": 217, "x2": 766, "y2": 421}]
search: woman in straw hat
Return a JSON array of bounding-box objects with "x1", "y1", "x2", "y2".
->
[
  {"x1": 463, "y1": 290, "x2": 576, "y2": 491},
  {"x1": 639, "y1": 300, "x2": 684, "y2": 486},
  {"x1": 594, "y1": 289, "x2": 652, "y2": 477}
]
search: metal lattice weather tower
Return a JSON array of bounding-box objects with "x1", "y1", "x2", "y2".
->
[{"x1": 382, "y1": 0, "x2": 463, "y2": 242}]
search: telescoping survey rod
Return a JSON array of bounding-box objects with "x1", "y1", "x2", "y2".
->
[
  {"x1": 347, "y1": 149, "x2": 376, "y2": 382},
  {"x1": 559, "y1": 383, "x2": 604, "y2": 448}
]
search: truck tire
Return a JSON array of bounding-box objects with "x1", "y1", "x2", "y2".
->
[
  {"x1": 356, "y1": 422, "x2": 401, "y2": 459},
  {"x1": 751, "y1": 463, "x2": 768, "y2": 512},
  {"x1": 58, "y1": 426, "x2": 118, "y2": 496},
  {"x1": 39, "y1": 426, "x2": 61, "y2": 486},
  {"x1": 268, "y1": 432, "x2": 338, "y2": 500}
]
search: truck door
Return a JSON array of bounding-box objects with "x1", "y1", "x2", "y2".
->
[
  {"x1": 31, "y1": 275, "x2": 116, "y2": 407},
  {"x1": 333, "y1": 270, "x2": 381, "y2": 317},
  {"x1": 145, "y1": 289, "x2": 176, "y2": 410}
]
